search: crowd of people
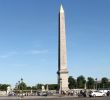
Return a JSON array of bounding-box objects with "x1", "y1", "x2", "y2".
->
[{"x1": 60, "y1": 89, "x2": 110, "y2": 97}]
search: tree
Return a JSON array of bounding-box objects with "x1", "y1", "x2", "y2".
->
[
  {"x1": 26, "y1": 86, "x2": 32, "y2": 90},
  {"x1": 77, "y1": 75, "x2": 86, "y2": 88},
  {"x1": 0, "y1": 84, "x2": 10, "y2": 91},
  {"x1": 18, "y1": 82, "x2": 27, "y2": 90},
  {"x1": 32, "y1": 86, "x2": 37, "y2": 90},
  {"x1": 87, "y1": 77, "x2": 94, "y2": 89},
  {"x1": 48, "y1": 84, "x2": 58, "y2": 90},
  {"x1": 68, "y1": 76, "x2": 76, "y2": 89},
  {"x1": 101, "y1": 77, "x2": 109, "y2": 88},
  {"x1": 36, "y1": 84, "x2": 42, "y2": 90},
  {"x1": 108, "y1": 82, "x2": 110, "y2": 88}
]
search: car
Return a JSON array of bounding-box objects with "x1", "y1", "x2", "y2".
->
[
  {"x1": 37, "y1": 92, "x2": 48, "y2": 96},
  {"x1": 89, "y1": 91, "x2": 106, "y2": 97},
  {"x1": 8, "y1": 93, "x2": 16, "y2": 96},
  {"x1": 99, "y1": 90, "x2": 109, "y2": 93}
]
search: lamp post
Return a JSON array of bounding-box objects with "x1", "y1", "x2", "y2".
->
[
  {"x1": 18, "y1": 81, "x2": 20, "y2": 96},
  {"x1": 21, "y1": 78, "x2": 23, "y2": 97},
  {"x1": 15, "y1": 83, "x2": 18, "y2": 96},
  {"x1": 103, "y1": 84, "x2": 104, "y2": 92},
  {"x1": 95, "y1": 78, "x2": 97, "y2": 90}
]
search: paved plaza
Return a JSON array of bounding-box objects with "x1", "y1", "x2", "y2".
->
[{"x1": 0, "y1": 96, "x2": 110, "y2": 100}]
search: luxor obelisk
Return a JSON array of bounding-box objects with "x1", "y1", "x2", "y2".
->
[{"x1": 57, "y1": 5, "x2": 69, "y2": 92}]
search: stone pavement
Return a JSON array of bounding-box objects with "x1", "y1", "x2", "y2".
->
[{"x1": 0, "y1": 96, "x2": 110, "y2": 100}]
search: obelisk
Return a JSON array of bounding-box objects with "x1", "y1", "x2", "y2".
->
[{"x1": 57, "y1": 5, "x2": 69, "y2": 92}]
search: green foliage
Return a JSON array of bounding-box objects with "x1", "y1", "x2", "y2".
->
[
  {"x1": 0, "y1": 84, "x2": 10, "y2": 91},
  {"x1": 32, "y1": 86, "x2": 37, "y2": 90},
  {"x1": 12, "y1": 76, "x2": 110, "y2": 91},
  {"x1": 18, "y1": 82, "x2": 27, "y2": 90},
  {"x1": 26, "y1": 86, "x2": 32, "y2": 90},
  {"x1": 48, "y1": 84, "x2": 58, "y2": 90},
  {"x1": 77, "y1": 75, "x2": 86, "y2": 88},
  {"x1": 101, "y1": 77, "x2": 109, "y2": 88},
  {"x1": 36, "y1": 84, "x2": 42, "y2": 90},
  {"x1": 108, "y1": 82, "x2": 110, "y2": 88},
  {"x1": 68, "y1": 76, "x2": 76, "y2": 89},
  {"x1": 87, "y1": 77, "x2": 95, "y2": 89}
]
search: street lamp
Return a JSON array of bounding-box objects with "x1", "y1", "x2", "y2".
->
[
  {"x1": 95, "y1": 78, "x2": 97, "y2": 90},
  {"x1": 18, "y1": 81, "x2": 20, "y2": 96},
  {"x1": 103, "y1": 84, "x2": 104, "y2": 92},
  {"x1": 15, "y1": 83, "x2": 18, "y2": 89},
  {"x1": 15, "y1": 83, "x2": 18, "y2": 96},
  {"x1": 21, "y1": 78, "x2": 23, "y2": 97}
]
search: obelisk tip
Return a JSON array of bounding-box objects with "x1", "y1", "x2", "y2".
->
[{"x1": 60, "y1": 4, "x2": 64, "y2": 12}]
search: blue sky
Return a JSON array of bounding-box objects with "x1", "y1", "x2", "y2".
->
[{"x1": 0, "y1": 0, "x2": 110, "y2": 86}]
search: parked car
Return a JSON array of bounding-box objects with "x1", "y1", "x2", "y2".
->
[
  {"x1": 89, "y1": 91, "x2": 106, "y2": 97},
  {"x1": 8, "y1": 93, "x2": 16, "y2": 96},
  {"x1": 37, "y1": 92, "x2": 48, "y2": 96},
  {"x1": 99, "y1": 90, "x2": 109, "y2": 93}
]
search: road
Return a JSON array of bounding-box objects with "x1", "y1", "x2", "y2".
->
[{"x1": 0, "y1": 96, "x2": 110, "y2": 100}]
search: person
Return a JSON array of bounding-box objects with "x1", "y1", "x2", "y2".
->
[
  {"x1": 88, "y1": 90, "x2": 92, "y2": 97},
  {"x1": 106, "y1": 91, "x2": 110, "y2": 96},
  {"x1": 79, "y1": 90, "x2": 83, "y2": 97},
  {"x1": 83, "y1": 90, "x2": 87, "y2": 97}
]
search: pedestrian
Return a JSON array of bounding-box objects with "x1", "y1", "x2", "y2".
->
[{"x1": 106, "y1": 91, "x2": 110, "y2": 96}]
